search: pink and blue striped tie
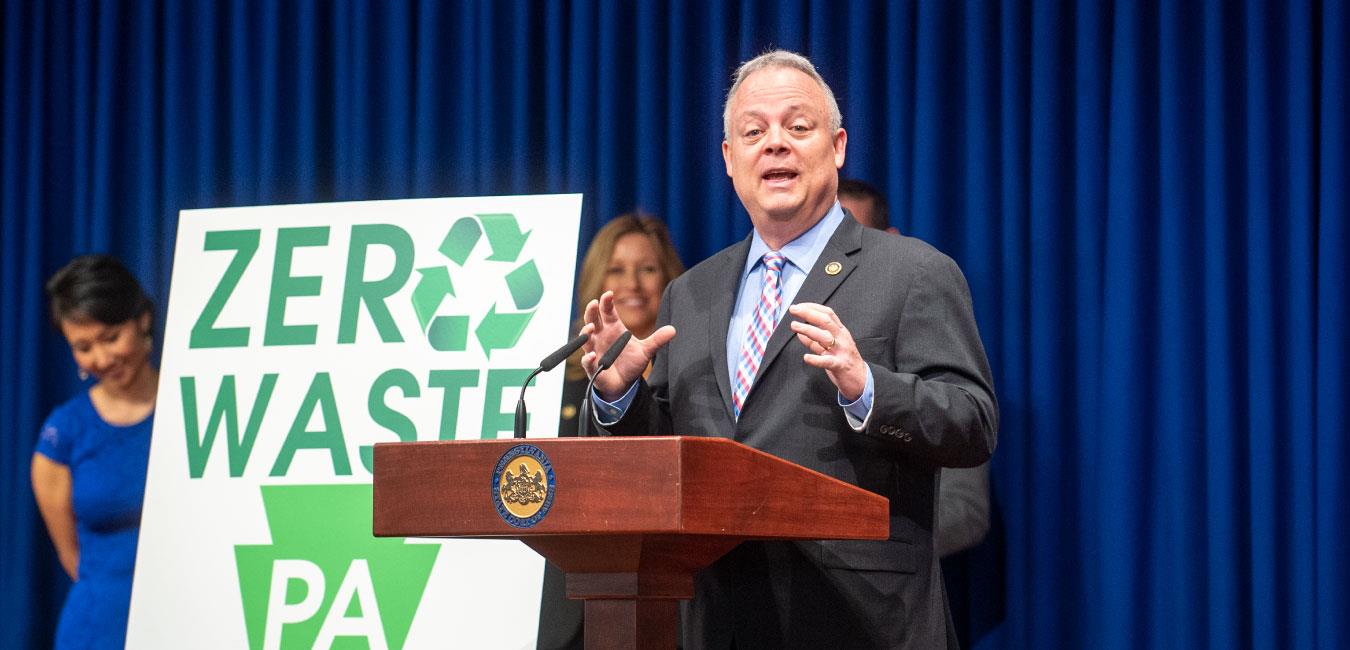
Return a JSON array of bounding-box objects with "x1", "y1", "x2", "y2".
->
[{"x1": 732, "y1": 251, "x2": 786, "y2": 418}]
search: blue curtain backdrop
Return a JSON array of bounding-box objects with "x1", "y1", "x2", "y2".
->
[{"x1": 2, "y1": 1, "x2": 1346, "y2": 648}]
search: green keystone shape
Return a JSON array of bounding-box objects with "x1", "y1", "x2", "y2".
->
[
  {"x1": 475, "y1": 303, "x2": 534, "y2": 358},
  {"x1": 478, "y1": 214, "x2": 531, "y2": 262},
  {"x1": 505, "y1": 260, "x2": 544, "y2": 310},
  {"x1": 439, "y1": 217, "x2": 481, "y2": 266},
  {"x1": 411, "y1": 267, "x2": 454, "y2": 330},
  {"x1": 235, "y1": 484, "x2": 438, "y2": 650}
]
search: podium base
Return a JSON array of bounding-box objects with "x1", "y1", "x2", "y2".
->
[{"x1": 584, "y1": 598, "x2": 678, "y2": 650}]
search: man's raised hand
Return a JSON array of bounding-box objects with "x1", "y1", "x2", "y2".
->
[{"x1": 581, "y1": 291, "x2": 676, "y2": 400}]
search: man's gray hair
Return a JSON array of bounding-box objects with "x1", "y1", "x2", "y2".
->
[{"x1": 722, "y1": 50, "x2": 843, "y2": 140}]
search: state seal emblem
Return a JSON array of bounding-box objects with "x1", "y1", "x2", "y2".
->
[{"x1": 491, "y1": 444, "x2": 556, "y2": 528}]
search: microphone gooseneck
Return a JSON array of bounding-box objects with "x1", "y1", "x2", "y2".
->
[
  {"x1": 597, "y1": 331, "x2": 632, "y2": 371},
  {"x1": 540, "y1": 332, "x2": 590, "y2": 372},
  {"x1": 513, "y1": 333, "x2": 592, "y2": 439}
]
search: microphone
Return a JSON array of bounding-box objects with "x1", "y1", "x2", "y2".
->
[
  {"x1": 513, "y1": 333, "x2": 590, "y2": 439},
  {"x1": 596, "y1": 331, "x2": 632, "y2": 372},
  {"x1": 539, "y1": 332, "x2": 589, "y2": 373},
  {"x1": 579, "y1": 331, "x2": 633, "y2": 439}
]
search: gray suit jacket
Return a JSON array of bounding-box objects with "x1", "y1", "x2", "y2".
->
[
  {"x1": 601, "y1": 215, "x2": 997, "y2": 649},
  {"x1": 938, "y1": 463, "x2": 992, "y2": 558}
]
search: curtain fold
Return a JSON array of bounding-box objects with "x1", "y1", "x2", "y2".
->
[{"x1": 1, "y1": 1, "x2": 1345, "y2": 648}]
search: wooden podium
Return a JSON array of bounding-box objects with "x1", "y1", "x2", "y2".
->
[{"x1": 372, "y1": 436, "x2": 888, "y2": 649}]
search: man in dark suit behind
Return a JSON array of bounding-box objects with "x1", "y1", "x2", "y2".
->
[{"x1": 579, "y1": 50, "x2": 998, "y2": 649}]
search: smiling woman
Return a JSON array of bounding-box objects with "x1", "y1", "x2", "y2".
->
[
  {"x1": 31, "y1": 255, "x2": 158, "y2": 650},
  {"x1": 559, "y1": 214, "x2": 684, "y2": 424},
  {"x1": 570, "y1": 214, "x2": 684, "y2": 339}
]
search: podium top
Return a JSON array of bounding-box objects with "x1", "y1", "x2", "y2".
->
[{"x1": 372, "y1": 436, "x2": 888, "y2": 542}]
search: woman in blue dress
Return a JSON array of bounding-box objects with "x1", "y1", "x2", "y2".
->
[{"x1": 31, "y1": 255, "x2": 157, "y2": 650}]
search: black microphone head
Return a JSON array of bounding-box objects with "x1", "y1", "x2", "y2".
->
[
  {"x1": 539, "y1": 332, "x2": 589, "y2": 371},
  {"x1": 597, "y1": 331, "x2": 633, "y2": 371}
]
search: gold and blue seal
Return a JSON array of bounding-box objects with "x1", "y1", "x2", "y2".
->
[{"x1": 491, "y1": 444, "x2": 556, "y2": 528}]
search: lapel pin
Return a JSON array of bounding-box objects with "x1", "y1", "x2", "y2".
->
[{"x1": 825, "y1": 261, "x2": 843, "y2": 276}]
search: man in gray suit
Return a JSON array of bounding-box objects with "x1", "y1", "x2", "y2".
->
[{"x1": 580, "y1": 50, "x2": 998, "y2": 649}]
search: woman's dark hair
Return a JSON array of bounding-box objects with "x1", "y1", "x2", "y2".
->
[{"x1": 45, "y1": 255, "x2": 154, "y2": 330}]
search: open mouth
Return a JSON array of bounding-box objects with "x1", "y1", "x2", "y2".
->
[{"x1": 762, "y1": 169, "x2": 799, "y2": 185}]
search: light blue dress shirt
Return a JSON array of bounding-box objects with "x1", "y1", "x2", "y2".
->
[{"x1": 596, "y1": 201, "x2": 874, "y2": 428}]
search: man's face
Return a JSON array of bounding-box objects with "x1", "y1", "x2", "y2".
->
[{"x1": 722, "y1": 67, "x2": 847, "y2": 232}]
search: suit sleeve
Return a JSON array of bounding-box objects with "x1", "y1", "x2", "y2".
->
[
  {"x1": 936, "y1": 463, "x2": 992, "y2": 557},
  {"x1": 862, "y1": 250, "x2": 998, "y2": 467}
]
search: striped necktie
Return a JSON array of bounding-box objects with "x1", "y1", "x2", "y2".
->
[{"x1": 732, "y1": 251, "x2": 786, "y2": 419}]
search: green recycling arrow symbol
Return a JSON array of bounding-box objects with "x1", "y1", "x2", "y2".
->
[
  {"x1": 474, "y1": 304, "x2": 533, "y2": 358},
  {"x1": 409, "y1": 213, "x2": 543, "y2": 355},
  {"x1": 479, "y1": 213, "x2": 531, "y2": 261},
  {"x1": 439, "y1": 217, "x2": 482, "y2": 265},
  {"x1": 411, "y1": 267, "x2": 454, "y2": 331},
  {"x1": 505, "y1": 260, "x2": 543, "y2": 310}
]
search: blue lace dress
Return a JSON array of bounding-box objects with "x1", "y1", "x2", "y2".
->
[{"x1": 35, "y1": 392, "x2": 153, "y2": 650}]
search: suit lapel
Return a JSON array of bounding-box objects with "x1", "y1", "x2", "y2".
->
[
  {"x1": 747, "y1": 216, "x2": 863, "y2": 402},
  {"x1": 711, "y1": 235, "x2": 753, "y2": 421}
]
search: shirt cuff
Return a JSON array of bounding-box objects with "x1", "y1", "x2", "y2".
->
[
  {"x1": 838, "y1": 366, "x2": 875, "y2": 431},
  {"x1": 592, "y1": 381, "x2": 640, "y2": 425}
]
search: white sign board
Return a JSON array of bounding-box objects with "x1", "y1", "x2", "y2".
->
[{"x1": 128, "y1": 194, "x2": 583, "y2": 649}]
